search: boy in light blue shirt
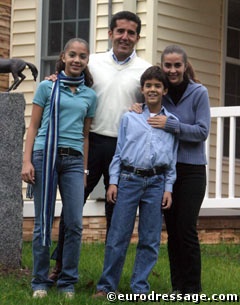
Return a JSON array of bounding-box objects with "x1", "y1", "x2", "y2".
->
[{"x1": 94, "y1": 66, "x2": 178, "y2": 297}]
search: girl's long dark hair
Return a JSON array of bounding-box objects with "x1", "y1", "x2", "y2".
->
[
  {"x1": 55, "y1": 38, "x2": 94, "y2": 87},
  {"x1": 161, "y1": 44, "x2": 201, "y2": 83}
]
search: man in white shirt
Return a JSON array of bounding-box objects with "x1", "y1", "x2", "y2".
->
[{"x1": 87, "y1": 11, "x2": 151, "y2": 233}]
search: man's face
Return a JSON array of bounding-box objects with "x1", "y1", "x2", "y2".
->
[{"x1": 109, "y1": 19, "x2": 140, "y2": 61}]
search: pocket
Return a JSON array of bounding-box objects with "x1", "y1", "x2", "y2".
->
[
  {"x1": 155, "y1": 174, "x2": 164, "y2": 183},
  {"x1": 32, "y1": 150, "x2": 43, "y2": 170},
  {"x1": 119, "y1": 171, "x2": 132, "y2": 181},
  {"x1": 32, "y1": 149, "x2": 43, "y2": 159}
]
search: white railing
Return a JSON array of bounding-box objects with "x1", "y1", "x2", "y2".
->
[{"x1": 203, "y1": 106, "x2": 240, "y2": 208}]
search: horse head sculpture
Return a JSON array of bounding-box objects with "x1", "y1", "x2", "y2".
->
[{"x1": 0, "y1": 58, "x2": 38, "y2": 91}]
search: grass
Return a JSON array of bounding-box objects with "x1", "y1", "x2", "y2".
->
[{"x1": 0, "y1": 242, "x2": 240, "y2": 304}]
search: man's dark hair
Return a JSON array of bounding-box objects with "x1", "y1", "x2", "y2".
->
[
  {"x1": 110, "y1": 11, "x2": 141, "y2": 35},
  {"x1": 140, "y1": 65, "x2": 168, "y2": 89}
]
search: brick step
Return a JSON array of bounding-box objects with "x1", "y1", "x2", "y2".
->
[{"x1": 23, "y1": 216, "x2": 240, "y2": 244}]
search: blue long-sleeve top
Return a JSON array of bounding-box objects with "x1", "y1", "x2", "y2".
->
[
  {"x1": 163, "y1": 80, "x2": 211, "y2": 165},
  {"x1": 109, "y1": 105, "x2": 179, "y2": 192}
]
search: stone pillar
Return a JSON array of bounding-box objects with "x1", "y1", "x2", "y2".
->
[{"x1": 0, "y1": 93, "x2": 25, "y2": 268}]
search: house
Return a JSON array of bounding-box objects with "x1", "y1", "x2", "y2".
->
[{"x1": 0, "y1": 0, "x2": 239, "y2": 243}]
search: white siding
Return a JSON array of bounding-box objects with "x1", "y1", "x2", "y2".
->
[
  {"x1": 11, "y1": 0, "x2": 38, "y2": 98},
  {"x1": 154, "y1": 0, "x2": 223, "y2": 107}
]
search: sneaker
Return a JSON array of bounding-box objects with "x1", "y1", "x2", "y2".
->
[
  {"x1": 33, "y1": 289, "x2": 47, "y2": 298},
  {"x1": 64, "y1": 291, "x2": 75, "y2": 299},
  {"x1": 92, "y1": 290, "x2": 107, "y2": 298}
]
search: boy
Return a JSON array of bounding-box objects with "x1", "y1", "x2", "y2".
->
[{"x1": 94, "y1": 66, "x2": 178, "y2": 297}]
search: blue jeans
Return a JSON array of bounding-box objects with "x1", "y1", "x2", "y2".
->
[
  {"x1": 97, "y1": 170, "x2": 164, "y2": 294},
  {"x1": 31, "y1": 150, "x2": 84, "y2": 293}
]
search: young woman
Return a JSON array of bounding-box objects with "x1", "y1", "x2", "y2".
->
[
  {"x1": 21, "y1": 38, "x2": 97, "y2": 299},
  {"x1": 132, "y1": 45, "x2": 211, "y2": 295}
]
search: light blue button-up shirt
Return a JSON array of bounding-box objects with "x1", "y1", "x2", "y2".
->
[
  {"x1": 110, "y1": 48, "x2": 136, "y2": 65},
  {"x1": 109, "y1": 105, "x2": 179, "y2": 192}
]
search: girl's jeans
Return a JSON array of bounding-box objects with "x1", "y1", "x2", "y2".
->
[{"x1": 31, "y1": 150, "x2": 84, "y2": 293}]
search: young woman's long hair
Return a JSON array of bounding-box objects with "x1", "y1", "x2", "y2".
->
[
  {"x1": 55, "y1": 38, "x2": 94, "y2": 87},
  {"x1": 161, "y1": 44, "x2": 201, "y2": 83}
]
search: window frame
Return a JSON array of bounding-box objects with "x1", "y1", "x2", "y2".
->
[
  {"x1": 223, "y1": 0, "x2": 240, "y2": 159},
  {"x1": 40, "y1": 0, "x2": 95, "y2": 79}
]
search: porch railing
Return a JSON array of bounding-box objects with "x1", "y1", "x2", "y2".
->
[{"x1": 203, "y1": 106, "x2": 240, "y2": 208}]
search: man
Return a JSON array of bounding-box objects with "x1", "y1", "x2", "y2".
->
[{"x1": 49, "y1": 10, "x2": 151, "y2": 280}]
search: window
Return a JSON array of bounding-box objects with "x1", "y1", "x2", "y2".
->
[
  {"x1": 41, "y1": 0, "x2": 91, "y2": 78},
  {"x1": 224, "y1": 0, "x2": 240, "y2": 158}
]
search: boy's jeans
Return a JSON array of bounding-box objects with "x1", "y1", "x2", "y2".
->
[{"x1": 97, "y1": 170, "x2": 164, "y2": 293}]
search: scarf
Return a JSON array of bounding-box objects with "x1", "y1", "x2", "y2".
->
[{"x1": 41, "y1": 70, "x2": 85, "y2": 246}]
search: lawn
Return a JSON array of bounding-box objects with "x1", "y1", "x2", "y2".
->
[{"x1": 0, "y1": 242, "x2": 239, "y2": 304}]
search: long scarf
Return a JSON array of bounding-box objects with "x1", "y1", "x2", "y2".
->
[{"x1": 41, "y1": 70, "x2": 85, "y2": 246}]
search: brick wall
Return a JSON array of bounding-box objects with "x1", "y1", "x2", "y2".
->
[
  {"x1": 0, "y1": 1, "x2": 11, "y2": 92},
  {"x1": 23, "y1": 216, "x2": 240, "y2": 244}
]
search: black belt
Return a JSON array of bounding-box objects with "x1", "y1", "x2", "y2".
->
[
  {"x1": 58, "y1": 147, "x2": 81, "y2": 156},
  {"x1": 121, "y1": 165, "x2": 165, "y2": 177}
]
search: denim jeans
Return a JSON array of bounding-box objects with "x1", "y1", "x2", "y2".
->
[
  {"x1": 97, "y1": 170, "x2": 164, "y2": 294},
  {"x1": 31, "y1": 150, "x2": 84, "y2": 293}
]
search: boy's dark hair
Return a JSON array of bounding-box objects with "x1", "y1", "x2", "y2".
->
[
  {"x1": 140, "y1": 65, "x2": 168, "y2": 89},
  {"x1": 110, "y1": 11, "x2": 141, "y2": 35}
]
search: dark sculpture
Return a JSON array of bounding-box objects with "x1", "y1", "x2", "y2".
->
[{"x1": 0, "y1": 58, "x2": 38, "y2": 91}]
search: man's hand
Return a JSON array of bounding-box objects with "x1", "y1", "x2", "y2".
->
[
  {"x1": 45, "y1": 73, "x2": 58, "y2": 81},
  {"x1": 129, "y1": 103, "x2": 143, "y2": 113}
]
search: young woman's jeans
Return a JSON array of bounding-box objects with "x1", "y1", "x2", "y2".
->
[
  {"x1": 97, "y1": 170, "x2": 164, "y2": 294},
  {"x1": 31, "y1": 150, "x2": 84, "y2": 293},
  {"x1": 164, "y1": 163, "x2": 206, "y2": 294}
]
